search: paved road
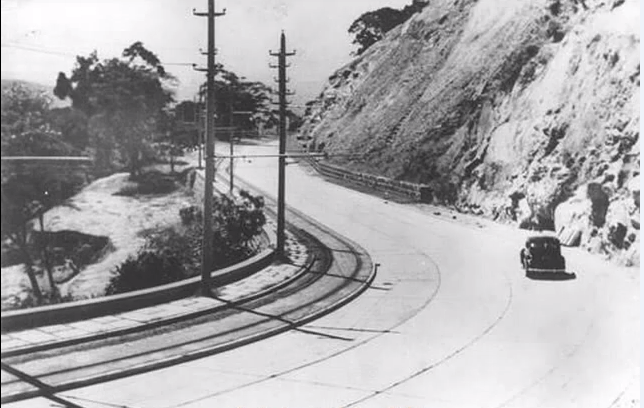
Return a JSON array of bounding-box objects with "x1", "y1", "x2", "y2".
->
[{"x1": 9, "y1": 140, "x2": 639, "y2": 408}]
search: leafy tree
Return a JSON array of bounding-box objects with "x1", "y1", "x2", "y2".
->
[
  {"x1": 1, "y1": 184, "x2": 44, "y2": 303},
  {"x1": 211, "y1": 190, "x2": 266, "y2": 262},
  {"x1": 174, "y1": 100, "x2": 198, "y2": 124},
  {"x1": 170, "y1": 100, "x2": 199, "y2": 149},
  {"x1": 349, "y1": 0, "x2": 429, "y2": 55},
  {"x1": 194, "y1": 64, "x2": 278, "y2": 136},
  {"x1": 1, "y1": 84, "x2": 75, "y2": 156},
  {"x1": 2, "y1": 84, "x2": 50, "y2": 136},
  {"x1": 1, "y1": 84, "x2": 86, "y2": 304},
  {"x1": 287, "y1": 110, "x2": 304, "y2": 132},
  {"x1": 54, "y1": 42, "x2": 174, "y2": 176},
  {"x1": 47, "y1": 107, "x2": 90, "y2": 150},
  {"x1": 1, "y1": 168, "x2": 84, "y2": 305}
]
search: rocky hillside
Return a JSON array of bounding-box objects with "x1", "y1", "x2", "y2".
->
[{"x1": 300, "y1": 0, "x2": 639, "y2": 265}]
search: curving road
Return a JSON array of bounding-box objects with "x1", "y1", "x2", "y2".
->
[
  {"x1": 1, "y1": 180, "x2": 374, "y2": 405},
  {"x1": 7, "y1": 140, "x2": 639, "y2": 408}
]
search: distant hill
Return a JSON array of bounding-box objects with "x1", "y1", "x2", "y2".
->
[{"x1": 1, "y1": 79, "x2": 71, "y2": 108}]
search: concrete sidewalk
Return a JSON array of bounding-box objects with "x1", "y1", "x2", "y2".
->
[{"x1": 1, "y1": 225, "x2": 309, "y2": 355}]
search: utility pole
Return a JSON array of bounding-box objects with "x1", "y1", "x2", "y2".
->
[
  {"x1": 195, "y1": 85, "x2": 206, "y2": 169},
  {"x1": 229, "y1": 102, "x2": 234, "y2": 195},
  {"x1": 192, "y1": 95, "x2": 198, "y2": 166},
  {"x1": 269, "y1": 31, "x2": 295, "y2": 258},
  {"x1": 168, "y1": 131, "x2": 175, "y2": 173},
  {"x1": 228, "y1": 110, "x2": 252, "y2": 195},
  {"x1": 194, "y1": 0, "x2": 225, "y2": 295}
]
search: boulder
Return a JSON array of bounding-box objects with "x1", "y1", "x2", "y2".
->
[
  {"x1": 555, "y1": 195, "x2": 590, "y2": 246},
  {"x1": 628, "y1": 175, "x2": 640, "y2": 207}
]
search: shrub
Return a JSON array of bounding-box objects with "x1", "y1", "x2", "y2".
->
[
  {"x1": 133, "y1": 170, "x2": 177, "y2": 194},
  {"x1": 209, "y1": 190, "x2": 266, "y2": 266},
  {"x1": 114, "y1": 170, "x2": 177, "y2": 196},
  {"x1": 180, "y1": 205, "x2": 201, "y2": 225},
  {"x1": 180, "y1": 190, "x2": 267, "y2": 269},
  {"x1": 145, "y1": 227, "x2": 200, "y2": 274},
  {"x1": 108, "y1": 190, "x2": 267, "y2": 294},
  {"x1": 106, "y1": 251, "x2": 185, "y2": 295}
]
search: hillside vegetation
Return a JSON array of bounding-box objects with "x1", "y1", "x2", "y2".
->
[{"x1": 301, "y1": 0, "x2": 639, "y2": 265}]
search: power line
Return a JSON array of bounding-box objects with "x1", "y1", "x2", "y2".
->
[
  {"x1": 1, "y1": 42, "x2": 76, "y2": 58},
  {"x1": 1, "y1": 42, "x2": 196, "y2": 67}
]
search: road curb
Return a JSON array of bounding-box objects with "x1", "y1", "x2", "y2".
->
[
  {"x1": 0, "y1": 247, "x2": 275, "y2": 333},
  {"x1": 0, "y1": 250, "x2": 316, "y2": 359},
  {"x1": 1, "y1": 194, "x2": 375, "y2": 405}
]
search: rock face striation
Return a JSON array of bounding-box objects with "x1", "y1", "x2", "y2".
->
[{"x1": 300, "y1": 0, "x2": 639, "y2": 265}]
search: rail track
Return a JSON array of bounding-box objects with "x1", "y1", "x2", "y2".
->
[{"x1": 0, "y1": 177, "x2": 375, "y2": 405}]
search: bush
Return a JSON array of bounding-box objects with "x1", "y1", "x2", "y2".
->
[
  {"x1": 209, "y1": 190, "x2": 266, "y2": 266},
  {"x1": 146, "y1": 227, "x2": 200, "y2": 273},
  {"x1": 180, "y1": 205, "x2": 201, "y2": 225},
  {"x1": 32, "y1": 230, "x2": 111, "y2": 267},
  {"x1": 178, "y1": 190, "x2": 267, "y2": 269},
  {"x1": 107, "y1": 190, "x2": 267, "y2": 294},
  {"x1": 114, "y1": 170, "x2": 178, "y2": 196},
  {"x1": 107, "y1": 251, "x2": 185, "y2": 295}
]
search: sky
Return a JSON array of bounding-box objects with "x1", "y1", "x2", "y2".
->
[{"x1": 1, "y1": 0, "x2": 411, "y2": 108}]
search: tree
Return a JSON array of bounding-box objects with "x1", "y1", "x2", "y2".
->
[
  {"x1": 1, "y1": 185, "x2": 44, "y2": 304},
  {"x1": 47, "y1": 107, "x2": 90, "y2": 150},
  {"x1": 1, "y1": 84, "x2": 85, "y2": 304},
  {"x1": 349, "y1": 0, "x2": 429, "y2": 55},
  {"x1": 1, "y1": 83, "x2": 76, "y2": 156},
  {"x1": 211, "y1": 190, "x2": 266, "y2": 262},
  {"x1": 168, "y1": 100, "x2": 199, "y2": 153},
  {"x1": 194, "y1": 64, "x2": 277, "y2": 136},
  {"x1": 287, "y1": 110, "x2": 303, "y2": 132},
  {"x1": 54, "y1": 42, "x2": 174, "y2": 176}
]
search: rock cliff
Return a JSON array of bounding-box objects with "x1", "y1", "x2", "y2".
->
[{"x1": 300, "y1": 0, "x2": 639, "y2": 265}]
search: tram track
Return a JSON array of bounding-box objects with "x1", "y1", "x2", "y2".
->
[{"x1": 0, "y1": 176, "x2": 375, "y2": 404}]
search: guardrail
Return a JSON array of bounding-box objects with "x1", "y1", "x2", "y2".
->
[{"x1": 306, "y1": 158, "x2": 433, "y2": 203}]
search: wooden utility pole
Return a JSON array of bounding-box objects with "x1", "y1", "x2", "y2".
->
[
  {"x1": 229, "y1": 110, "x2": 252, "y2": 195},
  {"x1": 269, "y1": 31, "x2": 295, "y2": 258},
  {"x1": 195, "y1": 86, "x2": 206, "y2": 169},
  {"x1": 194, "y1": 0, "x2": 225, "y2": 295},
  {"x1": 229, "y1": 103, "x2": 235, "y2": 195}
]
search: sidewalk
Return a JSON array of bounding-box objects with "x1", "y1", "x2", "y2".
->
[{"x1": 1, "y1": 224, "x2": 309, "y2": 355}]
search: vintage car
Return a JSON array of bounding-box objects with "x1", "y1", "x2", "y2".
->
[{"x1": 520, "y1": 235, "x2": 566, "y2": 275}]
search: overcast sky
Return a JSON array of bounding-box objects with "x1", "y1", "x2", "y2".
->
[{"x1": 1, "y1": 0, "x2": 411, "y2": 107}]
